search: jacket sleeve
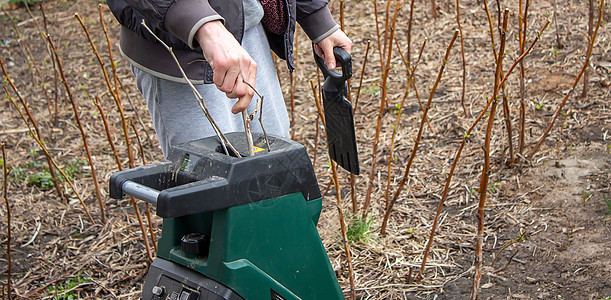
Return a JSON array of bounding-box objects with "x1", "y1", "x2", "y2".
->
[
  {"x1": 295, "y1": 0, "x2": 339, "y2": 43},
  {"x1": 107, "y1": 0, "x2": 223, "y2": 49}
]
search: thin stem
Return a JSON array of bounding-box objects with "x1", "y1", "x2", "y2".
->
[
  {"x1": 395, "y1": 37, "x2": 432, "y2": 132},
  {"x1": 331, "y1": 161, "x2": 356, "y2": 300},
  {"x1": 528, "y1": 0, "x2": 604, "y2": 159},
  {"x1": 455, "y1": 0, "x2": 468, "y2": 117},
  {"x1": 131, "y1": 121, "x2": 158, "y2": 252},
  {"x1": 93, "y1": 96, "x2": 122, "y2": 170},
  {"x1": 311, "y1": 79, "x2": 355, "y2": 299},
  {"x1": 581, "y1": 0, "x2": 594, "y2": 98},
  {"x1": 362, "y1": 0, "x2": 401, "y2": 218},
  {"x1": 471, "y1": 10, "x2": 509, "y2": 300},
  {"x1": 353, "y1": 40, "x2": 371, "y2": 112},
  {"x1": 384, "y1": 89, "x2": 410, "y2": 206},
  {"x1": 384, "y1": 37, "x2": 427, "y2": 206},
  {"x1": 75, "y1": 13, "x2": 135, "y2": 167},
  {"x1": 381, "y1": 30, "x2": 459, "y2": 235},
  {"x1": 0, "y1": 57, "x2": 65, "y2": 202},
  {"x1": 430, "y1": 0, "x2": 438, "y2": 19},
  {"x1": 406, "y1": 0, "x2": 415, "y2": 69},
  {"x1": 1, "y1": 142, "x2": 11, "y2": 299},
  {"x1": 517, "y1": 0, "x2": 530, "y2": 157},
  {"x1": 2, "y1": 8, "x2": 53, "y2": 117},
  {"x1": 53, "y1": 50, "x2": 106, "y2": 223},
  {"x1": 40, "y1": 1, "x2": 60, "y2": 125},
  {"x1": 5, "y1": 88, "x2": 94, "y2": 223},
  {"x1": 99, "y1": 5, "x2": 153, "y2": 144},
  {"x1": 98, "y1": 5, "x2": 120, "y2": 102}
]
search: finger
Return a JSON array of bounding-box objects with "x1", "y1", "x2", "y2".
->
[
  {"x1": 226, "y1": 58, "x2": 256, "y2": 99},
  {"x1": 231, "y1": 88, "x2": 254, "y2": 114},
  {"x1": 212, "y1": 62, "x2": 227, "y2": 89},
  {"x1": 218, "y1": 64, "x2": 241, "y2": 94},
  {"x1": 314, "y1": 44, "x2": 324, "y2": 58},
  {"x1": 320, "y1": 43, "x2": 336, "y2": 70},
  {"x1": 230, "y1": 61, "x2": 257, "y2": 114}
]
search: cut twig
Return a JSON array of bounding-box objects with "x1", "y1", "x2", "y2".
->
[
  {"x1": 241, "y1": 79, "x2": 269, "y2": 152},
  {"x1": 242, "y1": 111, "x2": 255, "y2": 156},
  {"x1": 140, "y1": 20, "x2": 241, "y2": 157}
]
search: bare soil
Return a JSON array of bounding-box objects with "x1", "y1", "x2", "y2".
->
[{"x1": 0, "y1": 0, "x2": 609, "y2": 299}]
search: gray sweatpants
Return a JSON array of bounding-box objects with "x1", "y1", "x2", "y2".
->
[{"x1": 133, "y1": 23, "x2": 290, "y2": 157}]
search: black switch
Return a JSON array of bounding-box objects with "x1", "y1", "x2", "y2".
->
[
  {"x1": 181, "y1": 233, "x2": 209, "y2": 257},
  {"x1": 179, "y1": 288, "x2": 200, "y2": 300}
]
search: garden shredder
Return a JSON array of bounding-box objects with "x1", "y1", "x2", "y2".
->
[
  {"x1": 109, "y1": 48, "x2": 357, "y2": 299},
  {"x1": 109, "y1": 132, "x2": 345, "y2": 299}
]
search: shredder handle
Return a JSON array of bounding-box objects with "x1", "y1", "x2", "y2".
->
[{"x1": 121, "y1": 180, "x2": 161, "y2": 205}]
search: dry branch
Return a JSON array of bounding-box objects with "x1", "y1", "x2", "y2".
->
[
  {"x1": 75, "y1": 13, "x2": 135, "y2": 167},
  {"x1": 4, "y1": 87, "x2": 95, "y2": 223},
  {"x1": 47, "y1": 37, "x2": 107, "y2": 223},
  {"x1": 528, "y1": 0, "x2": 605, "y2": 159},
  {"x1": 1, "y1": 142, "x2": 11, "y2": 298},
  {"x1": 416, "y1": 19, "x2": 550, "y2": 282},
  {"x1": 139, "y1": 20, "x2": 242, "y2": 157},
  {"x1": 381, "y1": 30, "x2": 459, "y2": 236},
  {"x1": 471, "y1": 9, "x2": 509, "y2": 300},
  {"x1": 455, "y1": 0, "x2": 468, "y2": 117},
  {"x1": 0, "y1": 57, "x2": 65, "y2": 202},
  {"x1": 363, "y1": 0, "x2": 402, "y2": 218},
  {"x1": 310, "y1": 80, "x2": 355, "y2": 300}
]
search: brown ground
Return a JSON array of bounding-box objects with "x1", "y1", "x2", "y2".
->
[{"x1": 0, "y1": 0, "x2": 609, "y2": 299}]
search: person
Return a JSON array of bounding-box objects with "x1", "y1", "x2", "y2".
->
[{"x1": 107, "y1": 0, "x2": 352, "y2": 157}]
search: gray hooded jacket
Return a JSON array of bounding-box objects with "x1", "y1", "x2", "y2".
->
[{"x1": 107, "y1": 0, "x2": 339, "y2": 84}]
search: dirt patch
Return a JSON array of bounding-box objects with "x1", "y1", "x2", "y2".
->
[{"x1": 434, "y1": 151, "x2": 611, "y2": 299}]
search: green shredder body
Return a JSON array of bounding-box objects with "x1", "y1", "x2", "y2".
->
[{"x1": 109, "y1": 133, "x2": 344, "y2": 300}]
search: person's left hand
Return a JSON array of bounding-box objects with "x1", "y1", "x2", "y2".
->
[{"x1": 314, "y1": 29, "x2": 352, "y2": 70}]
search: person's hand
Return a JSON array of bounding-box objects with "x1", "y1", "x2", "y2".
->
[
  {"x1": 313, "y1": 29, "x2": 352, "y2": 70},
  {"x1": 195, "y1": 20, "x2": 256, "y2": 114}
]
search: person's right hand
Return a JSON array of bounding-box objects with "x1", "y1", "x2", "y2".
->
[{"x1": 195, "y1": 20, "x2": 257, "y2": 114}]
